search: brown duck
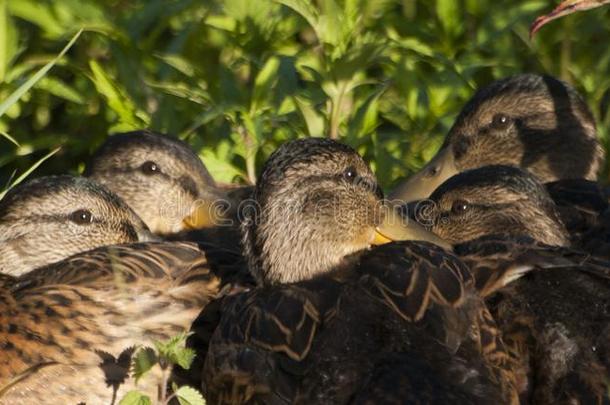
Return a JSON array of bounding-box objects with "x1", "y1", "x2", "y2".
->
[
  {"x1": 389, "y1": 73, "x2": 603, "y2": 202},
  {"x1": 198, "y1": 138, "x2": 563, "y2": 404},
  {"x1": 415, "y1": 165, "x2": 610, "y2": 404},
  {"x1": 390, "y1": 73, "x2": 610, "y2": 258},
  {"x1": 0, "y1": 240, "x2": 241, "y2": 404}
]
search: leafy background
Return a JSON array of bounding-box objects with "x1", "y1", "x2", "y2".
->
[{"x1": 1, "y1": 0, "x2": 609, "y2": 191}]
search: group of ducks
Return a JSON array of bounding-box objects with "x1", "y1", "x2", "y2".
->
[{"x1": 0, "y1": 73, "x2": 608, "y2": 404}]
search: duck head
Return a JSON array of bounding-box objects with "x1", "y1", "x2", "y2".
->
[
  {"x1": 85, "y1": 130, "x2": 231, "y2": 235},
  {"x1": 412, "y1": 165, "x2": 570, "y2": 247},
  {"x1": 390, "y1": 74, "x2": 602, "y2": 202},
  {"x1": 242, "y1": 138, "x2": 448, "y2": 285},
  {"x1": 0, "y1": 175, "x2": 155, "y2": 276}
]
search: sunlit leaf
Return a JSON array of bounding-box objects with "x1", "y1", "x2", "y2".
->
[
  {"x1": 89, "y1": 59, "x2": 150, "y2": 128},
  {"x1": 175, "y1": 386, "x2": 206, "y2": 405},
  {"x1": 118, "y1": 391, "x2": 152, "y2": 405},
  {"x1": 251, "y1": 56, "x2": 280, "y2": 113}
]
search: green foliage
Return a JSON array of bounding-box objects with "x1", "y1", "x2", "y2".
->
[
  {"x1": 153, "y1": 331, "x2": 197, "y2": 370},
  {"x1": 173, "y1": 385, "x2": 206, "y2": 405},
  {"x1": 1, "y1": 0, "x2": 610, "y2": 188},
  {"x1": 119, "y1": 391, "x2": 152, "y2": 405},
  {"x1": 120, "y1": 332, "x2": 204, "y2": 405}
]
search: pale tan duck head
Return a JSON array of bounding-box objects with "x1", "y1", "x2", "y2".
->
[
  {"x1": 85, "y1": 130, "x2": 237, "y2": 235},
  {"x1": 0, "y1": 175, "x2": 155, "y2": 276},
  {"x1": 390, "y1": 74, "x2": 603, "y2": 202},
  {"x1": 241, "y1": 137, "x2": 449, "y2": 285},
  {"x1": 412, "y1": 165, "x2": 570, "y2": 247}
]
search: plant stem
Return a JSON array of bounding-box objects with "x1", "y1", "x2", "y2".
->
[{"x1": 158, "y1": 362, "x2": 169, "y2": 404}]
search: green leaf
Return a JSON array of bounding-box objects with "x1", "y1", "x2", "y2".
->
[
  {"x1": 0, "y1": 28, "x2": 82, "y2": 119},
  {"x1": 132, "y1": 347, "x2": 157, "y2": 383},
  {"x1": 175, "y1": 386, "x2": 206, "y2": 405},
  {"x1": 36, "y1": 77, "x2": 85, "y2": 104},
  {"x1": 436, "y1": 0, "x2": 462, "y2": 37},
  {"x1": 0, "y1": 130, "x2": 19, "y2": 147},
  {"x1": 89, "y1": 59, "x2": 150, "y2": 128},
  {"x1": 0, "y1": 0, "x2": 18, "y2": 83},
  {"x1": 274, "y1": 0, "x2": 319, "y2": 34},
  {"x1": 154, "y1": 332, "x2": 196, "y2": 370},
  {"x1": 295, "y1": 96, "x2": 325, "y2": 136},
  {"x1": 118, "y1": 391, "x2": 152, "y2": 405},
  {"x1": 251, "y1": 56, "x2": 280, "y2": 113},
  {"x1": 7, "y1": 1, "x2": 65, "y2": 38},
  {"x1": 347, "y1": 86, "x2": 385, "y2": 142}
]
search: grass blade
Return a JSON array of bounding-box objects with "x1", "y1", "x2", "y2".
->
[
  {"x1": 0, "y1": 147, "x2": 60, "y2": 200},
  {"x1": 0, "y1": 28, "x2": 83, "y2": 118},
  {"x1": 0, "y1": 130, "x2": 19, "y2": 147}
]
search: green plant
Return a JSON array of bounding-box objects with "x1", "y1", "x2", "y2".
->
[
  {"x1": 1, "y1": 1, "x2": 609, "y2": 189},
  {"x1": 118, "y1": 332, "x2": 205, "y2": 405}
]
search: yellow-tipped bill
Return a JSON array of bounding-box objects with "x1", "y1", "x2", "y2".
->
[
  {"x1": 388, "y1": 146, "x2": 458, "y2": 203},
  {"x1": 182, "y1": 199, "x2": 223, "y2": 229},
  {"x1": 372, "y1": 204, "x2": 452, "y2": 250}
]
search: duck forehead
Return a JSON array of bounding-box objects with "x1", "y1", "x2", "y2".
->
[{"x1": 285, "y1": 150, "x2": 371, "y2": 178}]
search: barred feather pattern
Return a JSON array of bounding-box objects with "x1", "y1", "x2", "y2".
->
[{"x1": 0, "y1": 242, "x2": 224, "y2": 405}]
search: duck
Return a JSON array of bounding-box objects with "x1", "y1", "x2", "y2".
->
[
  {"x1": 389, "y1": 73, "x2": 603, "y2": 203},
  {"x1": 84, "y1": 130, "x2": 249, "y2": 236},
  {"x1": 0, "y1": 175, "x2": 156, "y2": 277},
  {"x1": 413, "y1": 165, "x2": 610, "y2": 404},
  {"x1": 200, "y1": 138, "x2": 538, "y2": 404},
  {"x1": 389, "y1": 73, "x2": 610, "y2": 257},
  {"x1": 0, "y1": 239, "x2": 244, "y2": 404}
]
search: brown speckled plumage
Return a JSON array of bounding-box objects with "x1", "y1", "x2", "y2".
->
[
  {"x1": 201, "y1": 138, "x2": 521, "y2": 404},
  {"x1": 418, "y1": 165, "x2": 610, "y2": 404},
  {"x1": 0, "y1": 241, "x2": 241, "y2": 404}
]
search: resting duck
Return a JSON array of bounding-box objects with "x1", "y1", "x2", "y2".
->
[
  {"x1": 200, "y1": 138, "x2": 543, "y2": 404},
  {"x1": 0, "y1": 240, "x2": 242, "y2": 404},
  {"x1": 414, "y1": 165, "x2": 610, "y2": 404},
  {"x1": 85, "y1": 130, "x2": 249, "y2": 236},
  {"x1": 390, "y1": 73, "x2": 610, "y2": 258},
  {"x1": 0, "y1": 175, "x2": 155, "y2": 277},
  {"x1": 389, "y1": 73, "x2": 603, "y2": 202}
]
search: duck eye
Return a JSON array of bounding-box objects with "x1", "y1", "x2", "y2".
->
[
  {"x1": 491, "y1": 114, "x2": 511, "y2": 129},
  {"x1": 451, "y1": 200, "x2": 469, "y2": 215},
  {"x1": 343, "y1": 166, "x2": 357, "y2": 180},
  {"x1": 69, "y1": 209, "x2": 93, "y2": 225},
  {"x1": 141, "y1": 161, "x2": 160, "y2": 175}
]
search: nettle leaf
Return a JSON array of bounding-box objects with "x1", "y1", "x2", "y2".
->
[
  {"x1": 132, "y1": 347, "x2": 157, "y2": 383},
  {"x1": 172, "y1": 347, "x2": 197, "y2": 370},
  {"x1": 154, "y1": 332, "x2": 196, "y2": 370},
  {"x1": 118, "y1": 391, "x2": 152, "y2": 405},
  {"x1": 175, "y1": 386, "x2": 206, "y2": 405}
]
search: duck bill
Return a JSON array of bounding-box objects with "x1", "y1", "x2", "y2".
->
[
  {"x1": 182, "y1": 199, "x2": 225, "y2": 230},
  {"x1": 388, "y1": 147, "x2": 458, "y2": 202},
  {"x1": 372, "y1": 205, "x2": 452, "y2": 250}
]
